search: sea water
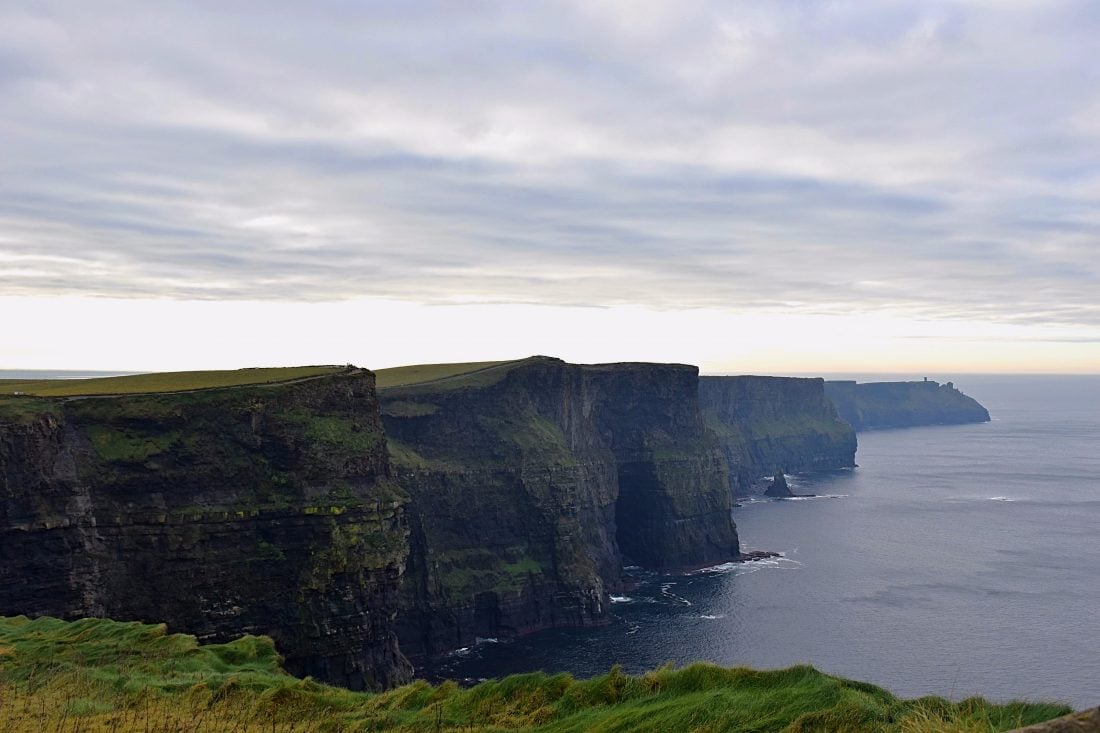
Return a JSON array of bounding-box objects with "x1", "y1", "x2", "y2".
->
[{"x1": 427, "y1": 376, "x2": 1100, "y2": 709}]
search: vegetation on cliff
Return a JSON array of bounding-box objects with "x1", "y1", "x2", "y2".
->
[
  {"x1": 0, "y1": 615, "x2": 1071, "y2": 733},
  {"x1": 374, "y1": 360, "x2": 520, "y2": 389},
  {"x1": 0, "y1": 368, "x2": 411, "y2": 690},
  {"x1": 379, "y1": 356, "x2": 739, "y2": 661}
]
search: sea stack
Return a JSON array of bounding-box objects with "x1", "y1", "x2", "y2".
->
[{"x1": 765, "y1": 471, "x2": 795, "y2": 498}]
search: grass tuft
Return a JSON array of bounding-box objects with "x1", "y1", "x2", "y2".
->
[{"x1": 0, "y1": 615, "x2": 1073, "y2": 732}]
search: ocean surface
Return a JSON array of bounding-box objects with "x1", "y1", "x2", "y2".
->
[{"x1": 425, "y1": 375, "x2": 1100, "y2": 709}]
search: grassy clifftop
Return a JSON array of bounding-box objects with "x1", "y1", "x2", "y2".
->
[
  {"x1": 0, "y1": 615, "x2": 1071, "y2": 733},
  {"x1": 374, "y1": 359, "x2": 522, "y2": 390},
  {"x1": 0, "y1": 365, "x2": 347, "y2": 398}
]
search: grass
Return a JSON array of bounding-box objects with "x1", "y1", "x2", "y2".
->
[
  {"x1": 0, "y1": 615, "x2": 1072, "y2": 733},
  {"x1": 0, "y1": 366, "x2": 348, "y2": 398},
  {"x1": 374, "y1": 359, "x2": 525, "y2": 390}
]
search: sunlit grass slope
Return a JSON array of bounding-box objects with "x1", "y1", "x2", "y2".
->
[
  {"x1": 374, "y1": 358, "x2": 525, "y2": 390},
  {"x1": 0, "y1": 365, "x2": 346, "y2": 397},
  {"x1": 0, "y1": 615, "x2": 1070, "y2": 733}
]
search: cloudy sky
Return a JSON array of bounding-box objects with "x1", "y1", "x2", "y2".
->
[{"x1": 2, "y1": 0, "x2": 1098, "y2": 373}]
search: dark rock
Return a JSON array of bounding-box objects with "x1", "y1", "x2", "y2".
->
[
  {"x1": 699, "y1": 375, "x2": 857, "y2": 495},
  {"x1": 0, "y1": 370, "x2": 411, "y2": 690},
  {"x1": 737, "y1": 550, "x2": 780, "y2": 562},
  {"x1": 765, "y1": 471, "x2": 793, "y2": 498},
  {"x1": 380, "y1": 356, "x2": 739, "y2": 662}
]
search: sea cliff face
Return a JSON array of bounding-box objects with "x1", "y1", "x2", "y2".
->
[
  {"x1": 824, "y1": 379, "x2": 991, "y2": 431},
  {"x1": 699, "y1": 376, "x2": 857, "y2": 494},
  {"x1": 1, "y1": 360, "x2": 891, "y2": 687},
  {"x1": 379, "y1": 357, "x2": 738, "y2": 660},
  {"x1": 0, "y1": 371, "x2": 411, "y2": 690}
]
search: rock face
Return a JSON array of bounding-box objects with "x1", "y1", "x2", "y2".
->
[
  {"x1": 699, "y1": 376, "x2": 857, "y2": 494},
  {"x1": 379, "y1": 357, "x2": 738, "y2": 661},
  {"x1": 1, "y1": 358, "x2": 888, "y2": 687},
  {"x1": 0, "y1": 370, "x2": 411, "y2": 690},
  {"x1": 825, "y1": 379, "x2": 991, "y2": 431},
  {"x1": 765, "y1": 472, "x2": 794, "y2": 498}
]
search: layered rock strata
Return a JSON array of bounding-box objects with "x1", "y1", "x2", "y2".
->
[
  {"x1": 379, "y1": 357, "x2": 739, "y2": 660},
  {"x1": 0, "y1": 370, "x2": 410, "y2": 690},
  {"x1": 699, "y1": 376, "x2": 857, "y2": 494}
]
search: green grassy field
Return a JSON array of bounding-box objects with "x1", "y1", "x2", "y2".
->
[
  {"x1": 0, "y1": 366, "x2": 347, "y2": 398},
  {"x1": 374, "y1": 359, "x2": 524, "y2": 390},
  {"x1": 0, "y1": 615, "x2": 1070, "y2": 733}
]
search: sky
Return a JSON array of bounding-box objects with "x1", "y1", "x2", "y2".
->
[{"x1": 1, "y1": 0, "x2": 1098, "y2": 374}]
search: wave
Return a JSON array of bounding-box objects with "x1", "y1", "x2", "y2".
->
[
  {"x1": 690, "y1": 553, "x2": 803, "y2": 576},
  {"x1": 609, "y1": 595, "x2": 633, "y2": 604},
  {"x1": 659, "y1": 582, "x2": 693, "y2": 606},
  {"x1": 777, "y1": 494, "x2": 849, "y2": 501},
  {"x1": 699, "y1": 614, "x2": 726, "y2": 620}
]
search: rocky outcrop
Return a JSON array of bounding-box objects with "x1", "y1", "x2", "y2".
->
[
  {"x1": 699, "y1": 376, "x2": 857, "y2": 494},
  {"x1": 825, "y1": 379, "x2": 990, "y2": 431},
  {"x1": 0, "y1": 370, "x2": 411, "y2": 690},
  {"x1": 379, "y1": 357, "x2": 738, "y2": 661},
  {"x1": 764, "y1": 472, "x2": 793, "y2": 498}
]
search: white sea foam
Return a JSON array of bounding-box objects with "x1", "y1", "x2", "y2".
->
[
  {"x1": 779, "y1": 494, "x2": 849, "y2": 501},
  {"x1": 699, "y1": 614, "x2": 726, "y2": 620},
  {"x1": 692, "y1": 561, "x2": 741, "y2": 574},
  {"x1": 659, "y1": 582, "x2": 693, "y2": 606},
  {"x1": 610, "y1": 595, "x2": 633, "y2": 603}
]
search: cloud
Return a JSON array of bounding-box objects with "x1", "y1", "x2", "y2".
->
[{"x1": 1, "y1": 0, "x2": 1099, "y2": 329}]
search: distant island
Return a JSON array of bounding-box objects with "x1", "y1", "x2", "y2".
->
[{"x1": 824, "y1": 378, "x2": 991, "y2": 431}]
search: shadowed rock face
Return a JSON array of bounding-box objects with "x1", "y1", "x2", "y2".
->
[
  {"x1": 824, "y1": 379, "x2": 991, "y2": 431},
  {"x1": 700, "y1": 376, "x2": 857, "y2": 494},
  {"x1": 380, "y1": 357, "x2": 739, "y2": 660},
  {"x1": 0, "y1": 371, "x2": 411, "y2": 690},
  {"x1": 765, "y1": 472, "x2": 794, "y2": 498}
]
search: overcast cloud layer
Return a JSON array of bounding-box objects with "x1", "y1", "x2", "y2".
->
[{"x1": 2, "y1": 0, "x2": 1099, "y2": 329}]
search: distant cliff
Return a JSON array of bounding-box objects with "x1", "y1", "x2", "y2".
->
[
  {"x1": 824, "y1": 379, "x2": 990, "y2": 430},
  {"x1": 378, "y1": 356, "x2": 738, "y2": 661},
  {"x1": 700, "y1": 376, "x2": 857, "y2": 493},
  {"x1": 0, "y1": 370, "x2": 411, "y2": 690}
]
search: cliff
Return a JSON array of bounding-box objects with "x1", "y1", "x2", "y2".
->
[
  {"x1": 825, "y1": 379, "x2": 991, "y2": 431},
  {"x1": 0, "y1": 368, "x2": 411, "y2": 690},
  {"x1": 699, "y1": 376, "x2": 857, "y2": 493},
  {"x1": 377, "y1": 356, "x2": 738, "y2": 660}
]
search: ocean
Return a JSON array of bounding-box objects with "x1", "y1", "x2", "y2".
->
[{"x1": 425, "y1": 375, "x2": 1100, "y2": 709}]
